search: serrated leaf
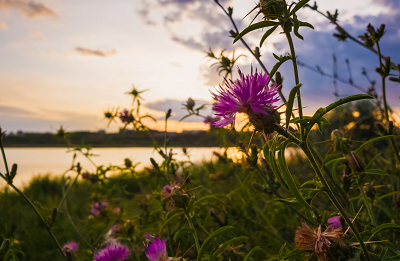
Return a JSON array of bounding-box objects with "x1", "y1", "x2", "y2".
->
[
  {"x1": 260, "y1": 25, "x2": 279, "y2": 47},
  {"x1": 368, "y1": 223, "x2": 400, "y2": 241},
  {"x1": 197, "y1": 226, "x2": 234, "y2": 261},
  {"x1": 286, "y1": 84, "x2": 302, "y2": 129},
  {"x1": 234, "y1": 21, "x2": 281, "y2": 44}
]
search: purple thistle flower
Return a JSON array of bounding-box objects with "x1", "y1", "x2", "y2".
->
[
  {"x1": 161, "y1": 185, "x2": 173, "y2": 197},
  {"x1": 327, "y1": 216, "x2": 353, "y2": 233},
  {"x1": 91, "y1": 202, "x2": 109, "y2": 216},
  {"x1": 210, "y1": 67, "x2": 280, "y2": 130},
  {"x1": 62, "y1": 241, "x2": 79, "y2": 258},
  {"x1": 119, "y1": 109, "x2": 134, "y2": 123},
  {"x1": 146, "y1": 238, "x2": 168, "y2": 261},
  {"x1": 94, "y1": 243, "x2": 131, "y2": 261}
]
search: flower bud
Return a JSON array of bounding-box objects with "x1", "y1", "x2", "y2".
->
[
  {"x1": 275, "y1": 72, "x2": 282, "y2": 86},
  {"x1": 246, "y1": 144, "x2": 259, "y2": 167},
  {"x1": 166, "y1": 109, "x2": 172, "y2": 119},
  {"x1": 330, "y1": 129, "x2": 342, "y2": 151},
  {"x1": 150, "y1": 158, "x2": 159, "y2": 171},
  {"x1": 254, "y1": 47, "x2": 261, "y2": 59},
  {"x1": 345, "y1": 151, "x2": 364, "y2": 173},
  {"x1": 252, "y1": 182, "x2": 271, "y2": 194},
  {"x1": 186, "y1": 98, "x2": 195, "y2": 110},
  {"x1": 367, "y1": 24, "x2": 376, "y2": 36},
  {"x1": 246, "y1": 106, "x2": 281, "y2": 134},
  {"x1": 124, "y1": 158, "x2": 132, "y2": 168}
]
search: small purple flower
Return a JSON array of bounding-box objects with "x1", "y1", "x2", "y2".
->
[
  {"x1": 327, "y1": 216, "x2": 353, "y2": 233},
  {"x1": 91, "y1": 202, "x2": 109, "y2": 216},
  {"x1": 203, "y1": 115, "x2": 221, "y2": 128},
  {"x1": 119, "y1": 109, "x2": 134, "y2": 123},
  {"x1": 62, "y1": 241, "x2": 79, "y2": 257},
  {"x1": 94, "y1": 243, "x2": 131, "y2": 261},
  {"x1": 146, "y1": 238, "x2": 168, "y2": 261},
  {"x1": 161, "y1": 185, "x2": 173, "y2": 197},
  {"x1": 210, "y1": 67, "x2": 280, "y2": 130}
]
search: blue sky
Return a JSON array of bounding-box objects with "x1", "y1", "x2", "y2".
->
[{"x1": 0, "y1": 0, "x2": 399, "y2": 133}]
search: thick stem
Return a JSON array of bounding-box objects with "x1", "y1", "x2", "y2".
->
[{"x1": 300, "y1": 143, "x2": 371, "y2": 261}]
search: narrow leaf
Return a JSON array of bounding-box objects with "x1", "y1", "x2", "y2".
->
[
  {"x1": 197, "y1": 226, "x2": 234, "y2": 261},
  {"x1": 364, "y1": 169, "x2": 389, "y2": 176},
  {"x1": 243, "y1": 246, "x2": 263, "y2": 261},
  {"x1": 260, "y1": 25, "x2": 279, "y2": 47},
  {"x1": 354, "y1": 135, "x2": 395, "y2": 154},
  {"x1": 286, "y1": 84, "x2": 302, "y2": 129},
  {"x1": 234, "y1": 21, "x2": 280, "y2": 44},
  {"x1": 211, "y1": 236, "x2": 248, "y2": 260},
  {"x1": 159, "y1": 212, "x2": 183, "y2": 236},
  {"x1": 290, "y1": 0, "x2": 310, "y2": 15}
]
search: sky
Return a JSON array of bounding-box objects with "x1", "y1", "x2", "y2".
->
[{"x1": 0, "y1": 0, "x2": 399, "y2": 133}]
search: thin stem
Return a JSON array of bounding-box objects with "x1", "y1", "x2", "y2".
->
[
  {"x1": 0, "y1": 137, "x2": 65, "y2": 259},
  {"x1": 57, "y1": 170, "x2": 81, "y2": 212},
  {"x1": 300, "y1": 143, "x2": 372, "y2": 261},
  {"x1": 358, "y1": 178, "x2": 376, "y2": 226},
  {"x1": 0, "y1": 176, "x2": 66, "y2": 259},
  {"x1": 376, "y1": 42, "x2": 389, "y2": 123},
  {"x1": 186, "y1": 213, "x2": 200, "y2": 252}
]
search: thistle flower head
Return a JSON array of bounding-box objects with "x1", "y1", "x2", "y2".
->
[
  {"x1": 62, "y1": 241, "x2": 79, "y2": 259},
  {"x1": 94, "y1": 242, "x2": 131, "y2": 261},
  {"x1": 211, "y1": 67, "x2": 280, "y2": 132},
  {"x1": 295, "y1": 223, "x2": 343, "y2": 261},
  {"x1": 146, "y1": 238, "x2": 168, "y2": 261},
  {"x1": 119, "y1": 109, "x2": 134, "y2": 123}
]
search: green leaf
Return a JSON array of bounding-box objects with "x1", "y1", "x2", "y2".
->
[
  {"x1": 365, "y1": 153, "x2": 381, "y2": 170},
  {"x1": 243, "y1": 246, "x2": 263, "y2": 261},
  {"x1": 233, "y1": 21, "x2": 281, "y2": 44},
  {"x1": 166, "y1": 209, "x2": 184, "y2": 219},
  {"x1": 286, "y1": 84, "x2": 302, "y2": 129},
  {"x1": 299, "y1": 21, "x2": 314, "y2": 29},
  {"x1": 197, "y1": 226, "x2": 234, "y2": 261},
  {"x1": 354, "y1": 135, "x2": 395, "y2": 154},
  {"x1": 278, "y1": 243, "x2": 286, "y2": 261},
  {"x1": 378, "y1": 248, "x2": 388, "y2": 261},
  {"x1": 368, "y1": 223, "x2": 400, "y2": 241},
  {"x1": 159, "y1": 212, "x2": 183, "y2": 236},
  {"x1": 283, "y1": 249, "x2": 313, "y2": 259},
  {"x1": 263, "y1": 145, "x2": 289, "y2": 189},
  {"x1": 322, "y1": 152, "x2": 342, "y2": 167},
  {"x1": 363, "y1": 169, "x2": 389, "y2": 176},
  {"x1": 260, "y1": 25, "x2": 279, "y2": 47},
  {"x1": 293, "y1": 19, "x2": 303, "y2": 40},
  {"x1": 275, "y1": 197, "x2": 302, "y2": 208},
  {"x1": 173, "y1": 227, "x2": 195, "y2": 241},
  {"x1": 192, "y1": 195, "x2": 225, "y2": 211},
  {"x1": 269, "y1": 55, "x2": 290, "y2": 81},
  {"x1": 308, "y1": 94, "x2": 373, "y2": 131},
  {"x1": 211, "y1": 236, "x2": 248, "y2": 260},
  {"x1": 277, "y1": 147, "x2": 312, "y2": 210},
  {"x1": 290, "y1": 0, "x2": 310, "y2": 15}
]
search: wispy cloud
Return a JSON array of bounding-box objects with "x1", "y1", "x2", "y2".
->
[
  {"x1": 75, "y1": 47, "x2": 118, "y2": 57},
  {"x1": 0, "y1": 0, "x2": 57, "y2": 18},
  {"x1": 0, "y1": 21, "x2": 6, "y2": 29}
]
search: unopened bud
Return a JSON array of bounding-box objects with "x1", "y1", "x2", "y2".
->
[
  {"x1": 367, "y1": 24, "x2": 375, "y2": 36},
  {"x1": 150, "y1": 158, "x2": 159, "y2": 170},
  {"x1": 247, "y1": 106, "x2": 281, "y2": 133},
  {"x1": 227, "y1": 6, "x2": 233, "y2": 17},
  {"x1": 252, "y1": 182, "x2": 270, "y2": 194},
  {"x1": 254, "y1": 47, "x2": 261, "y2": 59},
  {"x1": 345, "y1": 151, "x2": 364, "y2": 173},
  {"x1": 186, "y1": 98, "x2": 195, "y2": 110},
  {"x1": 340, "y1": 138, "x2": 349, "y2": 155},
  {"x1": 124, "y1": 158, "x2": 132, "y2": 168},
  {"x1": 229, "y1": 30, "x2": 238, "y2": 38},
  {"x1": 166, "y1": 109, "x2": 172, "y2": 119},
  {"x1": 331, "y1": 129, "x2": 342, "y2": 151}
]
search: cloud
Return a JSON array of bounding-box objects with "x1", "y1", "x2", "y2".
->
[
  {"x1": 0, "y1": 21, "x2": 6, "y2": 29},
  {"x1": 75, "y1": 47, "x2": 118, "y2": 57},
  {"x1": 0, "y1": 105, "x2": 34, "y2": 117},
  {"x1": 144, "y1": 98, "x2": 213, "y2": 122},
  {"x1": 0, "y1": 0, "x2": 57, "y2": 18}
]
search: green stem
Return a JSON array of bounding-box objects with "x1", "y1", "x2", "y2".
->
[
  {"x1": 376, "y1": 42, "x2": 389, "y2": 123},
  {"x1": 300, "y1": 143, "x2": 372, "y2": 261},
  {"x1": 186, "y1": 213, "x2": 200, "y2": 252},
  {"x1": 0, "y1": 137, "x2": 65, "y2": 259},
  {"x1": 2, "y1": 177, "x2": 66, "y2": 259},
  {"x1": 57, "y1": 170, "x2": 81, "y2": 212},
  {"x1": 358, "y1": 177, "x2": 376, "y2": 226}
]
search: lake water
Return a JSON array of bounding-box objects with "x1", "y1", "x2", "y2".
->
[
  {"x1": 0, "y1": 147, "x2": 242, "y2": 187},
  {"x1": 0, "y1": 147, "x2": 302, "y2": 188}
]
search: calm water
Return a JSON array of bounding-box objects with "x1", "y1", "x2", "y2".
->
[{"x1": 0, "y1": 147, "x2": 241, "y2": 187}]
